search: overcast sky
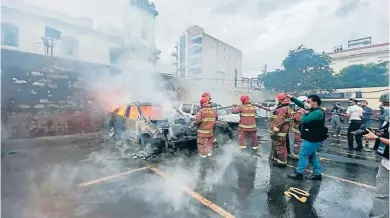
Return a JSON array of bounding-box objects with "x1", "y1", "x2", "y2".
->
[{"x1": 29, "y1": 0, "x2": 389, "y2": 77}]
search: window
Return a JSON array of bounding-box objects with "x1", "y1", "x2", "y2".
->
[
  {"x1": 179, "y1": 35, "x2": 186, "y2": 78},
  {"x1": 61, "y1": 36, "x2": 78, "y2": 56},
  {"x1": 193, "y1": 105, "x2": 200, "y2": 114},
  {"x1": 117, "y1": 106, "x2": 127, "y2": 116},
  {"x1": 191, "y1": 36, "x2": 202, "y2": 44},
  {"x1": 141, "y1": 29, "x2": 148, "y2": 39},
  {"x1": 45, "y1": 26, "x2": 62, "y2": 39},
  {"x1": 182, "y1": 104, "x2": 192, "y2": 114},
  {"x1": 217, "y1": 109, "x2": 229, "y2": 116},
  {"x1": 1, "y1": 22, "x2": 19, "y2": 47},
  {"x1": 129, "y1": 105, "x2": 139, "y2": 120}
]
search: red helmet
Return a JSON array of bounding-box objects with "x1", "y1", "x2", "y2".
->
[
  {"x1": 201, "y1": 92, "x2": 211, "y2": 101},
  {"x1": 201, "y1": 92, "x2": 210, "y2": 98},
  {"x1": 240, "y1": 95, "x2": 250, "y2": 104},
  {"x1": 276, "y1": 93, "x2": 287, "y2": 101},
  {"x1": 200, "y1": 97, "x2": 209, "y2": 107},
  {"x1": 276, "y1": 93, "x2": 290, "y2": 104}
]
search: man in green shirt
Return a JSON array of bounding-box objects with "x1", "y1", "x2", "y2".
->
[{"x1": 287, "y1": 94, "x2": 328, "y2": 180}]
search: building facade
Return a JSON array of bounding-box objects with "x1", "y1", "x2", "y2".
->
[
  {"x1": 172, "y1": 25, "x2": 243, "y2": 88},
  {"x1": 328, "y1": 42, "x2": 389, "y2": 73},
  {"x1": 1, "y1": 0, "x2": 159, "y2": 72}
]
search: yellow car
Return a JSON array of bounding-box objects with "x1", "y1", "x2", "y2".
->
[{"x1": 108, "y1": 101, "x2": 197, "y2": 149}]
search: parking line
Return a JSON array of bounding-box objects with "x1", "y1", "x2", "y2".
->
[
  {"x1": 148, "y1": 166, "x2": 236, "y2": 218},
  {"x1": 241, "y1": 152, "x2": 375, "y2": 190},
  {"x1": 77, "y1": 167, "x2": 149, "y2": 188}
]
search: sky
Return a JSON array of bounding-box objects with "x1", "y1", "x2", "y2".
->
[{"x1": 28, "y1": 0, "x2": 389, "y2": 77}]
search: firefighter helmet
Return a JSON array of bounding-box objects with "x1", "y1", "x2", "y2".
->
[{"x1": 240, "y1": 95, "x2": 250, "y2": 104}]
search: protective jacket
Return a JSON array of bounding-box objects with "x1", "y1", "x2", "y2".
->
[
  {"x1": 291, "y1": 108, "x2": 305, "y2": 133},
  {"x1": 269, "y1": 104, "x2": 292, "y2": 138},
  {"x1": 193, "y1": 104, "x2": 218, "y2": 137},
  {"x1": 232, "y1": 104, "x2": 257, "y2": 131}
]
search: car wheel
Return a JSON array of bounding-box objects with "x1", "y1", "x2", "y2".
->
[{"x1": 140, "y1": 134, "x2": 157, "y2": 154}]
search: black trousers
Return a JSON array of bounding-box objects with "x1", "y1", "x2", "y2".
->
[{"x1": 347, "y1": 120, "x2": 363, "y2": 149}]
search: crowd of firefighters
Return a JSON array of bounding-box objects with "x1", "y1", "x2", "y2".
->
[{"x1": 191, "y1": 91, "x2": 307, "y2": 166}]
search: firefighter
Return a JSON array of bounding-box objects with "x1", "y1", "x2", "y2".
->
[
  {"x1": 192, "y1": 97, "x2": 218, "y2": 157},
  {"x1": 232, "y1": 95, "x2": 259, "y2": 150},
  {"x1": 201, "y1": 92, "x2": 212, "y2": 102},
  {"x1": 269, "y1": 93, "x2": 293, "y2": 166},
  {"x1": 290, "y1": 96, "x2": 308, "y2": 159}
]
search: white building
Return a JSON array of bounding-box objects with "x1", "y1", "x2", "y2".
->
[
  {"x1": 172, "y1": 25, "x2": 243, "y2": 88},
  {"x1": 328, "y1": 42, "x2": 389, "y2": 73},
  {"x1": 1, "y1": 0, "x2": 159, "y2": 72}
]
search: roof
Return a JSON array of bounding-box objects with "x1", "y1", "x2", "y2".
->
[{"x1": 327, "y1": 42, "x2": 389, "y2": 55}]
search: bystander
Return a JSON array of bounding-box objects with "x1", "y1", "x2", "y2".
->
[{"x1": 344, "y1": 99, "x2": 364, "y2": 151}]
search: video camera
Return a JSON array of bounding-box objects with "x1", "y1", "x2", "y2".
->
[{"x1": 352, "y1": 124, "x2": 389, "y2": 159}]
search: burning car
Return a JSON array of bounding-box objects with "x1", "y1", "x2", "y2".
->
[{"x1": 108, "y1": 101, "x2": 197, "y2": 149}]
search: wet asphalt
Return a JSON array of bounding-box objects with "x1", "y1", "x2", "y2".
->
[{"x1": 1, "y1": 129, "x2": 381, "y2": 218}]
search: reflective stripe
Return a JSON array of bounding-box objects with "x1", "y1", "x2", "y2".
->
[
  {"x1": 273, "y1": 127, "x2": 280, "y2": 132},
  {"x1": 271, "y1": 115, "x2": 278, "y2": 119},
  {"x1": 197, "y1": 130, "x2": 213, "y2": 134},
  {"x1": 202, "y1": 118, "x2": 216, "y2": 122},
  {"x1": 239, "y1": 124, "x2": 256, "y2": 128},
  {"x1": 241, "y1": 113, "x2": 256, "y2": 117},
  {"x1": 277, "y1": 132, "x2": 287, "y2": 137},
  {"x1": 291, "y1": 128, "x2": 299, "y2": 133}
]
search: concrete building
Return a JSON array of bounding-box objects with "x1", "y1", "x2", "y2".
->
[
  {"x1": 328, "y1": 41, "x2": 389, "y2": 73},
  {"x1": 1, "y1": 0, "x2": 160, "y2": 72},
  {"x1": 315, "y1": 87, "x2": 389, "y2": 110},
  {"x1": 172, "y1": 25, "x2": 243, "y2": 88}
]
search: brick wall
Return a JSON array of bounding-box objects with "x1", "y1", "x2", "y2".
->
[{"x1": 1, "y1": 49, "x2": 118, "y2": 139}]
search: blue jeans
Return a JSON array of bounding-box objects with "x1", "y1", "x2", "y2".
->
[{"x1": 296, "y1": 140, "x2": 322, "y2": 175}]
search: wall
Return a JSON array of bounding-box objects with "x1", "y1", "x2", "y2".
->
[
  {"x1": 1, "y1": 1, "x2": 123, "y2": 66},
  {"x1": 179, "y1": 80, "x2": 276, "y2": 106},
  {"x1": 120, "y1": 2, "x2": 158, "y2": 73},
  {"x1": 328, "y1": 43, "x2": 389, "y2": 73},
  {"x1": 200, "y1": 33, "x2": 243, "y2": 88},
  {"x1": 1, "y1": 50, "x2": 119, "y2": 139}
]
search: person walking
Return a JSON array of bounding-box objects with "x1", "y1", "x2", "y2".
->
[
  {"x1": 344, "y1": 99, "x2": 364, "y2": 151},
  {"x1": 330, "y1": 102, "x2": 343, "y2": 137},
  {"x1": 287, "y1": 94, "x2": 328, "y2": 180}
]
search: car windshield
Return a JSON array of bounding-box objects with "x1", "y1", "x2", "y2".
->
[{"x1": 139, "y1": 105, "x2": 163, "y2": 120}]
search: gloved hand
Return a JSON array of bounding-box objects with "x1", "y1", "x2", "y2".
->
[{"x1": 269, "y1": 130, "x2": 277, "y2": 139}]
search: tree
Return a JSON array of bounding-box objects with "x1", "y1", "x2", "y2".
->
[
  {"x1": 334, "y1": 62, "x2": 389, "y2": 88},
  {"x1": 258, "y1": 45, "x2": 336, "y2": 92}
]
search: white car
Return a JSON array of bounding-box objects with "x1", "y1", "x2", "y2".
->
[{"x1": 177, "y1": 103, "x2": 268, "y2": 124}]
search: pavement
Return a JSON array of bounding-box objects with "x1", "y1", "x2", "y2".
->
[{"x1": 1, "y1": 129, "x2": 381, "y2": 218}]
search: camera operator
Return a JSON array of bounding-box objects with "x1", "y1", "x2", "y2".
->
[{"x1": 363, "y1": 93, "x2": 389, "y2": 218}]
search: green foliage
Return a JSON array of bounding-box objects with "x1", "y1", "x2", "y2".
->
[
  {"x1": 258, "y1": 45, "x2": 335, "y2": 92},
  {"x1": 258, "y1": 45, "x2": 389, "y2": 92},
  {"x1": 334, "y1": 61, "x2": 389, "y2": 88}
]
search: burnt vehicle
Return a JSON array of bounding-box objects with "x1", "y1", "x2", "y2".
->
[{"x1": 108, "y1": 102, "x2": 197, "y2": 149}]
